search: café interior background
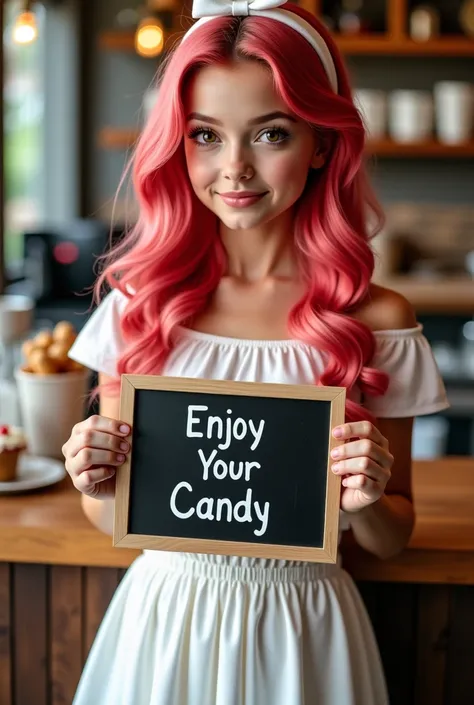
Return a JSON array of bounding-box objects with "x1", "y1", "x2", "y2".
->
[{"x1": 2, "y1": 0, "x2": 474, "y2": 458}]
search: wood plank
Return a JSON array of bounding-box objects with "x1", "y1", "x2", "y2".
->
[
  {"x1": 357, "y1": 581, "x2": 381, "y2": 626},
  {"x1": 445, "y1": 586, "x2": 474, "y2": 704},
  {"x1": 381, "y1": 277, "x2": 474, "y2": 315},
  {"x1": 98, "y1": 31, "x2": 135, "y2": 51},
  {"x1": 97, "y1": 127, "x2": 140, "y2": 150},
  {"x1": 367, "y1": 139, "x2": 474, "y2": 158},
  {"x1": 0, "y1": 563, "x2": 12, "y2": 705},
  {"x1": 387, "y1": 0, "x2": 407, "y2": 39},
  {"x1": 414, "y1": 585, "x2": 450, "y2": 705},
  {"x1": 336, "y1": 36, "x2": 474, "y2": 56},
  {"x1": 1, "y1": 460, "x2": 474, "y2": 584},
  {"x1": 83, "y1": 568, "x2": 121, "y2": 658},
  {"x1": 50, "y1": 566, "x2": 83, "y2": 705},
  {"x1": 298, "y1": 0, "x2": 320, "y2": 15},
  {"x1": 13, "y1": 564, "x2": 48, "y2": 705},
  {"x1": 344, "y1": 547, "x2": 474, "y2": 586},
  {"x1": 374, "y1": 583, "x2": 417, "y2": 705},
  {"x1": 99, "y1": 128, "x2": 474, "y2": 160},
  {"x1": 0, "y1": 478, "x2": 140, "y2": 568},
  {"x1": 97, "y1": 29, "x2": 474, "y2": 57}
]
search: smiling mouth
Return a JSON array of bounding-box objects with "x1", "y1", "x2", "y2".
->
[{"x1": 218, "y1": 192, "x2": 268, "y2": 208}]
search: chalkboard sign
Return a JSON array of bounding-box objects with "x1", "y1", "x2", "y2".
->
[{"x1": 114, "y1": 376, "x2": 346, "y2": 563}]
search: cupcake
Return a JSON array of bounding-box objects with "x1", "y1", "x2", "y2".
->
[{"x1": 0, "y1": 425, "x2": 27, "y2": 481}]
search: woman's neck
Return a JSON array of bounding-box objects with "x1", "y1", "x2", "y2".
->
[{"x1": 219, "y1": 213, "x2": 298, "y2": 282}]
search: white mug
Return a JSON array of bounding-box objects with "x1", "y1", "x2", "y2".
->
[
  {"x1": 434, "y1": 81, "x2": 473, "y2": 144},
  {"x1": 388, "y1": 90, "x2": 433, "y2": 143},
  {"x1": 353, "y1": 89, "x2": 387, "y2": 139},
  {"x1": 14, "y1": 367, "x2": 90, "y2": 459}
]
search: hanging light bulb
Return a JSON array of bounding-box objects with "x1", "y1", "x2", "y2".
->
[
  {"x1": 13, "y1": 1, "x2": 38, "y2": 45},
  {"x1": 134, "y1": 16, "x2": 165, "y2": 58}
]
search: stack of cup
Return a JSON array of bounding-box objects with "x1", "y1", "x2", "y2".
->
[
  {"x1": 388, "y1": 90, "x2": 434, "y2": 143},
  {"x1": 434, "y1": 82, "x2": 473, "y2": 145}
]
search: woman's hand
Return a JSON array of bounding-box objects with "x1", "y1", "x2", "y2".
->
[
  {"x1": 331, "y1": 421, "x2": 394, "y2": 514},
  {"x1": 62, "y1": 415, "x2": 131, "y2": 499}
]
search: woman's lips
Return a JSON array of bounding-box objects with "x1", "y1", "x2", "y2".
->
[{"x1": 218, "y1": 192, "x2": 267, "y2": 208}]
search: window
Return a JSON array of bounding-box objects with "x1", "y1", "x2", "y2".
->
[{"x1": 3, "y1": 0, "x2": 46, "y2": 276}]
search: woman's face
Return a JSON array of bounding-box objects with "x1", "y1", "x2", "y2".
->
[{"x1": 183, "y1": 60, "x2": 321, "y2": 231}]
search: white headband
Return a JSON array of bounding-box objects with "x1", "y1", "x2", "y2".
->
[{"x1": 182, "y1": 0, "x2": 338, "y2": 93}]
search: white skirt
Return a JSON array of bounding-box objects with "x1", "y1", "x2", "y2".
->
[{"x1": 73, "y1": 551, "x2": 388, "y2": 705}]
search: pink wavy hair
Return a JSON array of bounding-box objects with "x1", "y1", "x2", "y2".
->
[{"x1": 96, "y1": 3, "x2": 389, "y2": 421}]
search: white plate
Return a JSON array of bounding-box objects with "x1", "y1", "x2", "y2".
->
[{"x1": 0, "y1": 454, "x2": 66, "y2": 494}]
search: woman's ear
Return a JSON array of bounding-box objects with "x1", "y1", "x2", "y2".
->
[
  {"x1": 310, "y1": 151, "x2": 326, "y2": 169},
  {"x1": 310, "y1": 131, "x2": 330, "y2": 169}
]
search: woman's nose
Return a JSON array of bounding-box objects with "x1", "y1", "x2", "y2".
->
[{"x1": 222, "y1": 146, "x2": 255, "y2": 182}]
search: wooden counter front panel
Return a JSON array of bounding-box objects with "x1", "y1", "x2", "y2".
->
[
  {"x1": 0, "y1": 562, "x2": 126, "y2": 705},
  {"x1": 1, "y1": 561, "x2": 474, "y2": 705}
]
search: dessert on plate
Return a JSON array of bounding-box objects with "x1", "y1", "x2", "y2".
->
[
  {"x1": 22, "y1": 321, "x2": 86, "y2": 374},
  {"x1": 0, "y1": 424, "x2": 27, "y2": 481}
]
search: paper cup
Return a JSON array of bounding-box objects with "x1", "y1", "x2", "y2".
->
[{"x1": 14, "y1": 367, "x2": 91, "y2": 459}]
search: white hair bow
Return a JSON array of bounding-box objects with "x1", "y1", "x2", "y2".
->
[
  {"x1": 192, "y1": 0, "x2": 286, "y2": 18},
  {"x1": 185, "y1": 0, "x2": 338, "y2": 93}
]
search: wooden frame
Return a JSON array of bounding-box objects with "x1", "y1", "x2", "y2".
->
[{"x1": 114, "y1": 375, "x2": 345, "y2": 563}]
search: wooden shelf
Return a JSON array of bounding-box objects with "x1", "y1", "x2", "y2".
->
[
  {"x1": 97, "y1": 129, "x2": 474, "y2": 160},
  {"x1": 98, "y1": 30, "x2": 474, "y2": 57},
  {"x1": 366, "y1": 139, "x2": 474, "y2": 158},
  {"x1": 98, "y1": 31, "x2": 136, "y2": 52},
  {"x1": 381, "y1": 276, "x2": 474, "y2": 314},
  {"x1": 98, "y1": 127, "x2": 140, "y2": 149},
  {"x1": 335, "y1": 35, "x2": 474, "y2": 56}
]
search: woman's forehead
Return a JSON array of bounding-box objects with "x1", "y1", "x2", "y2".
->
[{"x1": 184, "y1": 61, "x2": 288, "y2": 119}]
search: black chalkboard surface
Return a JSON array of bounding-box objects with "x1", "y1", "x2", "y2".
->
[{"x1": 114, "y1": 376, "x2": 345, "y2": 563}]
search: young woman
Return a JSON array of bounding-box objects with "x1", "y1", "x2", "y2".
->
[{"x1": 63, "y1": 2, "x2": 449, "y2": 702}]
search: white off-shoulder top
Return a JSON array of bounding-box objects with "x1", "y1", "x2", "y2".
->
[{"x1": 69, "y1": 289, "x2": 449, "y2": 419}]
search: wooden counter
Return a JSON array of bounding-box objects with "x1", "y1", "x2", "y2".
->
[
  {"x1": 0, "y1": 457, "x2": 473, "y2": 583},
  {"x1": 1, "y1": 457, "x2": 474, "y2": 705},
  {"x1": 344, "y1": 456, "x2": 474, "y2": 585}
]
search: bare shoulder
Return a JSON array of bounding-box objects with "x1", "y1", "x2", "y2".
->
[{"x1": 353, "y1": 284, "x2": 417, "y2": 332}]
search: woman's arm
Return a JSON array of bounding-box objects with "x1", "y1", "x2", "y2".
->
[
  {"x1": 339, "y1": 284, "x2": 417, "y2": 559},
  {"x1": 81, "y1": 374, "x2": 121, "y2": 536},
  {"x1": 344, "y1": 416, "x2": 415, "y2": 560}
]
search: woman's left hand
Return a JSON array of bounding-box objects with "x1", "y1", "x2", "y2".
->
[{"x1": 331, "y1": 421, "x2": 394, "y2": 514}]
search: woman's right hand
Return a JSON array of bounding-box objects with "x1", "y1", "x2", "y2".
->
[{"x1": 62, "y1": 415, "x2": 131, "y2": 499}]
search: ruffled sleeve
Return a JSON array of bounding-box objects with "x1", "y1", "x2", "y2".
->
[
  {"x1": 68, "y1": 289, "x2": 128, "y2": 377},
  {"x1": 364, "y1": 325, "x2": 450, "y2": 418}
]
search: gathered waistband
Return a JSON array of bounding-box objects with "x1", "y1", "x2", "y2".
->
[{"x1": 141, "y1": 550, "x2": 341, "y2": 584}]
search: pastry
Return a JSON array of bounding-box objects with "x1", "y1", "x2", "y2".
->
[
  {"x1": 0, "y1": 425, "x2": 27, "y2": 481},
  {"x1": 22, "y1": 322, "x2": 86, "y2": 375}
]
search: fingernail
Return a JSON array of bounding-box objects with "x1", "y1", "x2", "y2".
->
[
  {"x1": 331, "y1": 448, "x2": 341, "y2": 458},
  {"x1": 116, "y1": 454, "x2": 125, "y2": 462},
  {"x1": 119, "y1": 425, "x2": 130, "y2": 434},
  {"x1": 120, "y1": 442, "x2": 129, "y2": 451},
  {"x1": 333, "y1": 428, "x2": 343, "y2": 438},
  {"x1": 332, "y1": 463, "x2": 341, "y2": 472}
]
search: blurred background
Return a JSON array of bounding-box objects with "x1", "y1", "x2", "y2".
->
[{"x1": 1, "y1": 0, "x2": 474, "y2": 458}]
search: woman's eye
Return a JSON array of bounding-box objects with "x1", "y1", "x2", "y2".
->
[
  {"x1": 259, "y1": 128, "x2": 289, "y2": 144},
  {"x1": 189, "y1": 128, "x2": 219, "y2": 145}
]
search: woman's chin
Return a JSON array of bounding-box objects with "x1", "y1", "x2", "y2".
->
[{"x1": 215, "y1": 207, "x2": 276, "y2": 232}]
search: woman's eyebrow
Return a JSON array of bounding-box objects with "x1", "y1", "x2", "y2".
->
[{"x1": 186, "y1": 111, "x2": 297, "y2": 125}]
